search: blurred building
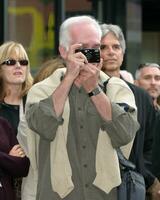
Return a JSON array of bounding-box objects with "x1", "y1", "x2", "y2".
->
[{"x1": 0, "y1": 0, "x2": 159, "y2": 74}]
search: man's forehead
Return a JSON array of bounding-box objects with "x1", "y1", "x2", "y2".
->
[
  {"x1": 142, "y1": 66, "x2": 160, "y2": 73},
  {"x1": 141, "y1": 67, "x2": 160, "y2": 77},
  {"x1": 101, "y1": 39, "x2": 120, "y2": 46}
]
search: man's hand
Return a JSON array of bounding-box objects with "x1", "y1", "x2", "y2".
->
[
  {"x1": 52, "y1": 44, "x2": 88, "y2": 117},
  {"x1": 63, "y1": 43, "x2": 103, "y2": 92},
  {"x1": 79, "y1": 58, "x2": 103, "y2": 92},
  {"x1": 65, "y1": 44, "x2": 88, "y2": 81},
  {"x1": 147, "y1": 178, "x2": 160, "y2": 200}
]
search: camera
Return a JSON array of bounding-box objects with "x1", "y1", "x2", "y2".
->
[{"x1": 75, "y1": 48, "x2": 100, "y2": 63}]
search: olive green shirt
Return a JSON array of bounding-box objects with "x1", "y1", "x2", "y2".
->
[{"x1": 26, "y1": 85, "x2": 137, "y2": 200}]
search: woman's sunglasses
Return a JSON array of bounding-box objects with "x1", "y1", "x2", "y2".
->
[{"x1": 1, "y1": 59, "x2": 28, "y2": 66}]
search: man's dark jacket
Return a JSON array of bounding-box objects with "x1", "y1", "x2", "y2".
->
[
  {"x1": 125, "y1": 81, "x2": 156, "y2": 188},
  {"x1": 151, "y1": 109, "x2": 160, "y2": 179}
]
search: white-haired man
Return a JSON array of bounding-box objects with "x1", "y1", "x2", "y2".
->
[{"x1": 19, "y1": 16, "x2": 139, "y2": 200}]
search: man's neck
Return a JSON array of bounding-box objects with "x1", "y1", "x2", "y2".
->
[{"x1": 103, "y1": 69, "x2": 120, "y2": 78}]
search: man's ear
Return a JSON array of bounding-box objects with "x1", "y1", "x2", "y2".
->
[
  {"x1": 134, "y1": 79, "x2": 139, "y2": 86},
  {"x1": 59, "y1": 45, "x2": 67, "y2": 59}
]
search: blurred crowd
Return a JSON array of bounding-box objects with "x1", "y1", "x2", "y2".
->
[{"x1": 0, "y1": 15, "x2": 160, "y2": 200}]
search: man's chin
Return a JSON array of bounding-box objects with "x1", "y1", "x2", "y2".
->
[{"x1": 102, "y1": 65, "x2": 119, "y2": 72}]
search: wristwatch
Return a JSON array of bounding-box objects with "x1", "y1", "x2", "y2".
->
[{"x1": 88, "y1": 86, "x2": 102, "y2": 97}]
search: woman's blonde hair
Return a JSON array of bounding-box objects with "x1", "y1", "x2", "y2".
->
[{"x1": 0, "y1": 41, "x2": 33, "y2": 101}]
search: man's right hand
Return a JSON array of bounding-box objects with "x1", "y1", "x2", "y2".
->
[
  {"x1": 65, "y1": 44, "x2": 88, "y2": 81},
  {"x1": 147, "y1": 178, "x2": 160, "y2": 200}
]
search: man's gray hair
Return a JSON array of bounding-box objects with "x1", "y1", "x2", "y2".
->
[
  {"x1": 59, "y1": 15, "x2": 102, "y2": 50},
  {"x1": 100, "y1": 24, "x2": 126, "y2": 53},
  {"x1": 135, "y1": 62, "x2": 160, "y2": 80}
]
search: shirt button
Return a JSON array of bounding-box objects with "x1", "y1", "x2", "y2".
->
[
  {"x1": 80, "y1": 125, "x2": 83, "y2": 129},
  {"x1": 78, "y1": 107, "x2": 82, "y2": 111},
  {"x1": 85, "y1": 184, "x2": 89, "y2": 188},
  {"x1": 83, "y1": 164, "x2": 87, "y2": 168},
  {"x1": 82, "y1": 145, "x2": 86, "y2": 149}
]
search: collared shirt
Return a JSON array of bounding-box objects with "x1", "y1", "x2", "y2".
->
[{"x1": 26, "y1": 82, "x2": 138, "y2": 200}]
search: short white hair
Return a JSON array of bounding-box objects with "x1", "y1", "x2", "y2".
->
[{"x1": 59, "y1": 15, "x2": 102, "y2": 50}]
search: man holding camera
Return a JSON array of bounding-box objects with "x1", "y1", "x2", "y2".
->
[{"x1": 24, "y1": 15, "x2": 139, "y2": 200}]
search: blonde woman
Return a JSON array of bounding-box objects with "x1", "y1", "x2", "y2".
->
[
  {"x1": 0, "y1": 41, "x2": 33, "y2": 134},
  {"x1": 0, "y1": 41, "x2": 33, "y2": 200}
]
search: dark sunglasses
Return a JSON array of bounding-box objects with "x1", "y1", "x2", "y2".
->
[{"x1": 1, "y1": 59, "x2": 28, "y2": 66}]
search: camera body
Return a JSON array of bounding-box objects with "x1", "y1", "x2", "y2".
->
[{"x1": 75, "y1": 48, "x2": 100, "y2": 63}]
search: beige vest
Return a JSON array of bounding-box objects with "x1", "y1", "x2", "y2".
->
[{"x1": 25, "y1": 68, "x2": 138, "y2": 198}]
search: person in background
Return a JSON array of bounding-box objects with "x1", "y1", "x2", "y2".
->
[
  {"x1": 100, "y1": 23, "x2": 160, "y2": 200},
  {"x1": 135, "y1": 63, "x2": 160, "y2": 109},
  {"x1": 22, "y1": 15, "x2": 139, "y2": 200},
  {"x1": 33, "y1": 56, "x2": 65, "y2": 84},
  {"x1": 0, "y1": 41, "x2": 33, "y2": 134},
  {"x1": 0, "y1": 117, "x2": 30, "y2": 200},
  {"x1": 0, "y1": 41, "x2": 33, "y2": 199},
  {"x1": 120, "y1": 70, "x2": 134, "y2": 84},
  {"x1": 135, "y1": 63, "x2": 160, "y2": 199}
]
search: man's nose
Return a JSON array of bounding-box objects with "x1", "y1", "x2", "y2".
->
[
  {"x1": 106, "y1": 46, "x2": 115, "y2": 55},
  {"x1": 151, "y1": 77, "x2": 157, "y2": 84}
]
